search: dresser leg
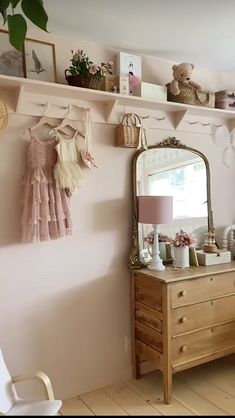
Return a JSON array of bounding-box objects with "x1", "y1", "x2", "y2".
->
[
  {"x1": 163, "y1": 371, "x2": 172, "y2": 404},
  {"x1": 133, "y1": 355, "x2": 140, "y2": 379}
]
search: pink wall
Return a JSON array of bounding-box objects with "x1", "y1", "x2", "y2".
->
[{"x1": 0, "y1": 27, "x2": 235, "y2": 400}]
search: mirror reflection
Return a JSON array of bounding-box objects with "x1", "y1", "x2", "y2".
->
[
  {"x1": 131, "y1": 138, "x2": 212, "y2": 267},
  {"x1": 137, "y1": 148, "x2": 208, "y2": 219}
]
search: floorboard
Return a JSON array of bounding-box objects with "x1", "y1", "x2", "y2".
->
[{"x1": 61, "y1": 357, "x2": 235, "y2": 416}]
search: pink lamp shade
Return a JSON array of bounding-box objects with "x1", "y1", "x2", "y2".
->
[{"x1": 138, "y1": 196, "x2": 173, "y2": 225}]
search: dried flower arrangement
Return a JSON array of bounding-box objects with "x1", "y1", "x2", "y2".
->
[{"x1": 171, "y1": 229, "x2": 196, "y2": 248}]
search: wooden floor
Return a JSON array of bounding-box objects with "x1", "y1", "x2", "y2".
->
[{"x1": 61, "y1": 356, "x2": 235, "y2": 415}]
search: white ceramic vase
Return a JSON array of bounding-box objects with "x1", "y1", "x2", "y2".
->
[{"x1": 172, "y1": 246, "x2": 189, "y2": 268}]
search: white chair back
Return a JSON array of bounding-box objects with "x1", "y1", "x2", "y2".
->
[{"x1": 0, "y1": 350, "x2": 18, "y2": 413}]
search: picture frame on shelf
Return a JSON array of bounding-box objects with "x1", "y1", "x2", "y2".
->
[
  {"x1": 118, "y1": 51, "x2": 141, "y2": 95},
  {"x1": 0, "y1": 29, "x2": 25, "y2": 78},
  {"x1": 103, "y1": 74, "x2": 117, "y2": 92},
  {"x1": 24, "y1": 38, "x2": 57, "y2": 83}
]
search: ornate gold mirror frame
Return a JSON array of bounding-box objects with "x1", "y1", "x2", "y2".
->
[{"x1": 129, "y1": 137, "x2": 214, "y2": 269}]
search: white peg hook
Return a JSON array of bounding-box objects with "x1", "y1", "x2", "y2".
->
[
  {"x1": 64, "y1": 104, "x2": 71, "y2": 117},
  {"x1": 41, "y1": 102, "x2": 49, "y2": 116}
]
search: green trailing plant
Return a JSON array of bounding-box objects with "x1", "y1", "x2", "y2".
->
[{"x1": 0, "y1": 0, "x2": 48, "y2": 51}]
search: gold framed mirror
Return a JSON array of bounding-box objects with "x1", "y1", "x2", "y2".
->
[{"x1": 129, "y1": 137, "x2": 214, "y2": 269}]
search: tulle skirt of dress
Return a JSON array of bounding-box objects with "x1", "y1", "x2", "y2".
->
[
  {"x1": 54, "y1": 161, "x2": 82, "y2": 195},
  {"x1": 21, "y1": 166, "x2": 72, "y2": 243}
]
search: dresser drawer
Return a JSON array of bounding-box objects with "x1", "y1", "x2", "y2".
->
[
  {"x1": 171, "y1": 272, "x2": 235, "y2": 307},
  {"x1": 172, "y1": 294, "x2": 235, "y2": 335},
  {"x1": 172, "y1": 321, "x2": 235, "y2": 367}
]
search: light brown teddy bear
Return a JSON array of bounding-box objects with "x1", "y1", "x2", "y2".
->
[{"x1": 170, "y1": 63, "x2": 202, "y2": 95}]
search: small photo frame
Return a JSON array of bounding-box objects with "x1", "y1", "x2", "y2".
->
[
  {"x1": 0, "y1": 29, "x2": 25, "y2": 78},
  {"x1": 140, "y1": 248, "x2": 152, "y2": 264},
  {"x1": 189, "y1": 247, "x2": 199, "y2": 267},
  {"x1": 119, "y1": 74, "x2": 129, "y2": 95},
  {"x1": 24, "y1": 38, "x2": 57, "y2": 83}
]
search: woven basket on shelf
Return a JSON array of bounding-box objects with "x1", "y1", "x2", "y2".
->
[
  {"x1": 166, "y1": 82, "x2": 215, "y2": 108},
  {"x1": 115, "y1": 113, "x2": 142, "y2": 148},
  {"x1": 65, "y1": 71, "x2": 103, "y2": 90}
]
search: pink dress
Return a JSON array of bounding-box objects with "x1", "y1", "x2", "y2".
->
[{"x1": 21, "y1": 137, "x2": 72, "y2": 242}]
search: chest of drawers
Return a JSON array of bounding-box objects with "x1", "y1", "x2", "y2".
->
[{"x1": 131, "y1": 262, "x2": 235, "y2": 403}]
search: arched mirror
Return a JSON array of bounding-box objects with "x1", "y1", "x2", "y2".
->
[{"x1": 129, "y1": 137, "x2": 214, "y2": 268}]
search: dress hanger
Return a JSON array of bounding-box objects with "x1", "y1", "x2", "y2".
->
[
  {"x1": 30, "y1": 116, "x2": 57, "y2": 132},
  {"x1": 51, "y1": 106, "x2": 85, "y2": 139},
  {"x1": 29, "y1": 103, "x2": 57, "y2": 132},
  {"x1": 52, "y1": 119, "x2": 85, "y2": 139}
]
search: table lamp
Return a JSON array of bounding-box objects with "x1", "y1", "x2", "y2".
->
[{"x1": 138, "y1": 196, "x2": 173, "y2": 271}]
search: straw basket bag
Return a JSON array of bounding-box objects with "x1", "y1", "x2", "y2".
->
[
  {"x1": 166, "y1": 82, "x2": 215, "y2": 108},
  {"x1": 115, "y1": 113, "x2": 148, "y2": 149},
  {"x1": 0, "y1": 101, "x2": 8, "y2": 135}
]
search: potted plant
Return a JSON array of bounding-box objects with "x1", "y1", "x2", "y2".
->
[
  {"x1": 0, "y1": 0, "x2": 49, "y2": 51},
  {"x1": 65, "y1": 49, "x2": 113, "y2": 90}
]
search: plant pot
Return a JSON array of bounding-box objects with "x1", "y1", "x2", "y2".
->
[
  {"x1": 172, "y1": 246, "x2": 189, "y2": 268},
  {"x1": 64, "y1": 71, "x2": 103, "y2": 90}
]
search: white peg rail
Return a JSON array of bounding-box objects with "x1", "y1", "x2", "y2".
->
[{"x1": 1, "y1": 74, "x2": 235, "y2": 132}]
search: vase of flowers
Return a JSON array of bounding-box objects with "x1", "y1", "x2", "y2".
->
[
  {"x1": 171, "y1": 229, "x2": 196, "y2": 268},
  {"x1": 65, "y1": 49, "x2": 113, "y2": 90}
]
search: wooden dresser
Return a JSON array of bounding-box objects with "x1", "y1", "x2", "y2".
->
[{"x1": 131, "y1": 262, "x2": 235, "y2": 403}]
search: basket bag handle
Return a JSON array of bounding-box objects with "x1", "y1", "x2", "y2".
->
[
  {"x1": 120, "y1": 113, "x2": 148, "y2": 150},
  {"x1": 120, "y1": 113, "x2": 141, "y2": 127}
]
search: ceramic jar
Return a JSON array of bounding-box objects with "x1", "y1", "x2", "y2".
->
[{"x1": 172, "y1": 246, "x2": 189, "y2": 268}]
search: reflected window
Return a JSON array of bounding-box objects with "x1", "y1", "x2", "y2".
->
[{"x1": 149, "y1": 161, "x2": 207, "y2": 219}]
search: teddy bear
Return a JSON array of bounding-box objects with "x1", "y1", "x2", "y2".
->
[{"x1": 169, "y1": 63, "x2": 202, "y2": 96}]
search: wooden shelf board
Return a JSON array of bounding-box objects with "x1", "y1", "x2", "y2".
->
[{"x1": 1, "y1": 75, "x2": 235, "y2": 124}]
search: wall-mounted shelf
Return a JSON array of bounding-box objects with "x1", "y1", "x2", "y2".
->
[{"x1": 1, "y1": 74, "x2": 235, "y2": 131}]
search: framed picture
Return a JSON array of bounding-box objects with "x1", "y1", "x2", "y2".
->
[
  {"x1": 118, "y1": 51, "x2": 141, "y2": 95},
  {"x1": 24, "y1": 38, "x2": 57, "y2": 83},
  {"x1": 0, "y1": 29, "x2": 25, "y2": 77}
]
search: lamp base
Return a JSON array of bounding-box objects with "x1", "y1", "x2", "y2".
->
[{"x1": 147, "y1": 260, "x2": 165, "y2": 271}]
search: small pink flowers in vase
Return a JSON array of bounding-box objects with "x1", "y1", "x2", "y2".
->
[
  {"x1": 172, "y1": 230, "x2": 196, "y2": 248},
  {"x1": 171, "y1": 229, "x2": 196, "y2": 268}
]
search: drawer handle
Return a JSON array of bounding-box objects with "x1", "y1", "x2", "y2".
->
[
  {"x1": 180, "y1": 316, "x2": 187, "y2": 323},
  {"x1": 180, "y1": 345, "x2": 188, "y2": 353},
  {"x1": 178, "y1": 290, "x2": 186, "y2": 297}
]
